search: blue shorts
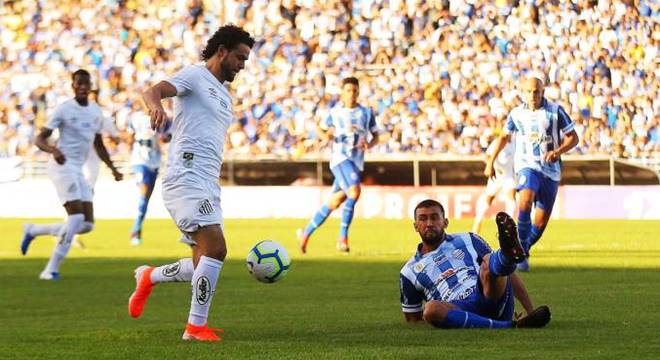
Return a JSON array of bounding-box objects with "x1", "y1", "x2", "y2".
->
[
  {"x1": 133, "y1": 165, "x2": 159, "y2": 187},
  {"x1": 330, "y1": 160, "x2": 361, "y2": 194},
  {"x1": 516, "y1": 168, "x2": 559, "y2": 213},
  {"x1": 450, "y1": 278, "x2": 514, "y2": 321}
]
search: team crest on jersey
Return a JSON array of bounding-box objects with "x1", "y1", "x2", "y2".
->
[
  {"x1": 162, "y1": 262, "x2": 181, "y2": 277},
  {"x1": 451, "y1": 249, "x2": 465, "y2": 260},
  {"x1": 196, "y1": 276, "x2": 211, "y2": 305},
  {"x1": 198, "y1": 199, "x2": 214, "y2": 215},
  {"x1": 183, "y1": 152, "x2": 194, "y2": 168}
]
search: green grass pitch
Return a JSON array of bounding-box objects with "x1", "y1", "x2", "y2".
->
[{"x1": 1, "y1": 217, "x2": 660, "y2": 359}]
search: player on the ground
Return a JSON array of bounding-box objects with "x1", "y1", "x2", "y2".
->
[
  {"x1": 126, "y1": 105, "x2": 171, "y2": 246},
  {"x1": 400, "y1": 199, "x2": 551, "y2": 329},
  {"x1": 472, "y1": 140, "x2": 516, "y2": 234},
  {"x1": 485, "y1": 74, "x2": 578, "y2": 271},
  {"x1": 20, "y1": 69, "x2": 123, "y2": 280},
  {"x1": 127, "y1": 25, "x2": 254, "y2": 342},
  {"x1": 298, "y1": 77, "x2": 379, "y2": 253}
]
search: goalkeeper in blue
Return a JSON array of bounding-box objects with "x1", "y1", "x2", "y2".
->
[
  {"x1": 485, "y1": 74, "x2": 578, "y2": 271},
  {"x1": 298, "y1": 76, "x2": 379, "y2": 253},
  {"x1": 400, "y1": 199, "x2": 551, "y2": 329}
]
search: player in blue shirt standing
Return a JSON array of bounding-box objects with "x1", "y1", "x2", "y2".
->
[
  {"x1": 400, "y1": 199, "x2": 551, "y2": 329},
  {"x1": 298, "y1": 77, "x2": 379, "y2": 253},
  {"x1": 127, "y1": 107, "x2": 171, "y2": 245},
  {"x1": 485, "y1": 74, "x2": 578, "y2": 271}
]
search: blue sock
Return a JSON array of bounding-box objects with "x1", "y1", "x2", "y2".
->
[
  {"x1": 304, "y1": 205, "x2": 331, "y2": 238},
  {"x1": 441, "y1": 310, "x2": 513, "y2": 329},
  {"x1": 528, "y1": 225, "x2": 545, "y2": 250},
  {"x1": 131, "y1": 195, "x2": 149, "y2": 234},
  {"x1": 339, "y1": 198, "x2": 357, "y2": 239},
  {"x1": 489, "y1": 249, "x2": 516, "y2": 276},
  {"x1": 517, "y1": 210, "x2": 531, "y2": 250}
]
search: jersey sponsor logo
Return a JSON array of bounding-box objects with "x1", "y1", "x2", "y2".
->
[
  {"x1": 162, "y1": 261, "x2": 181, "y2": 277},
  {"x1": 198, "y1": 199, "x2": 214, "y2": 215},
  {"x1": 219, "y1": 100, "x2": 228, "y2": 110},
  {"x1": 208, "y1": 87, "x2": 219, "y2": 99},
  {"x1": 433, "y1": 254, "x2": 448, "y2": 266},
  {"x1": 183, "y1": 152, "x2": 194, "y2": 168},
  {"x1": 452, "y1": 249, "x2": 465, "y2": 260},
  {"x1": 439, "y1": 268, "x2": 456, "y2": 281},
  {"x1": 195, "y1": 276, "x2": 211, "y2": 305},
  {"x1": 457, "y1": 287, "x2": 474, "y2": 300}
]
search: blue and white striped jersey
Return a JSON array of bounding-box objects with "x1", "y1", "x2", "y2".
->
[
  {"x1": 504, "y1": 99, "x2": 575, "y2": 182},
  {"x1": 400, "y1": 233, "x2": 492, "y2": 313},
  {"x1": 321, "y1": 104, "x2": 378, "y2": 171},
  {"x1": 128, "y1": 110, "x2": 170, "y2": 170}
]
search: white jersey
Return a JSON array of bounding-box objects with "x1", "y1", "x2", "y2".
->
[
  {"x1": 83, "y1": 115, "x2": 119, "y2": 187},
  {"x1": 46, "y1": 99, "x2": 104, "y2": 169},
  {"x1": 128, "y1": 110, "x2": 167, "y2": 170},
  {"x1": 487, "y1": 141, "x2": 515, "y2": 179},
  {"x1": 165, "y1": 64, "x2": 233, "y2": 181}
]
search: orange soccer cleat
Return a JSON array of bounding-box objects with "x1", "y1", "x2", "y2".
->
[
  {"x1": 128, "y1": 266, "x2": 155, "y2": 318},
  {"x1": 182, "y1": 323, "x2": 224, "y2": 341}
]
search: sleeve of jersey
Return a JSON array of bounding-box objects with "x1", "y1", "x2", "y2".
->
[
  {"x1": 557, "y1": 105, "x2": 575, "y2": 134},
  {"x1": 503, "y1": 112, "x2": 517, "y2": 134},
  {"x1": 469, "y1": 233, "x2": 493, "y2": 258},
  {"x1": 400, "y1": 273, "x2": 424, "y2": 313},
  {"x1": 167, "y1": 66, "x2": 197, "y2": 96},
  {"x1": 45, "y1": 105, "x2": 63, "y2": 130},
  {"x1": 319, "y1": 112, "x2": 332, "y2": 131}
]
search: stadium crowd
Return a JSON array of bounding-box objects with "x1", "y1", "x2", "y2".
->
[{"x1": 1, "y1": 0, "x2": 658, "y2": 162}]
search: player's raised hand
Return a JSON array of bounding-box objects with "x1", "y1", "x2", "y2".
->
[
  {"x1": 148, "y1": 106, "x2": 168, "y2": 131},
  {"x1": 52, "y1": 148, "x2": 66, "y2": 165}
]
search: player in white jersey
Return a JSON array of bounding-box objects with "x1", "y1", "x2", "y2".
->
[
  {"x1": 83, "y1": 90, "x2": 121, "y2": 189},
  {"x1": 127, "y1": 25, "x2": 255, "y2": 342},
  {"x1": 472, "y1": 140, "x2": 516, "y2": 234},
  {"x1": 20, "y1": 69, "x2": 123, "y2": 280},
  {"x1": 127, "y1": 107, "x2": 171, "y2": 246},
  {"x1": 485, "y1": 74, "x2": 578, "y2": 271},
  {"x1": 400, "y1": 199, "x2": 551, "y2": 329},
  {"x1": 298, "y1": 77, "x2": 380, "y2": 253}
]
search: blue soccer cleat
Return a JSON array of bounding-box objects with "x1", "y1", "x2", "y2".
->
[{"x1": 20, "y1": 224, "x2": 35, "y2": 256}]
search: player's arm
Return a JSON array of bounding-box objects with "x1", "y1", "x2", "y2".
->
[
  {"x1": 142, "y1": 81, "x2": 177, "y2": 130},
  {"x1": 93, "y1": 134, "x2": 123, "y2": 181},
  {"x1": 544, "y1": 129, "x2": 578, "y2": 163},
  {"x1": 404, "y1": 311, "x2": 424, "y2": 323},
  {"x1": 35, "y1": 127, "x2": 65, "y2": 164},
  {"x1": 484, "y1": 133, "x2": 511, "y2": 178},
  {"x1": 510, "y1": 272, "x2": 534, "y2": 315}
]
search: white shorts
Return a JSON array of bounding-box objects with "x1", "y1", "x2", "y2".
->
[
  {"x1": 484, "y1": 175, "x2": 516, "y2": 197},
  {"x1": 48, "y1": 163, "x2": 93, "y2": 204},
  {"x1": 162, "y1": 177, "x2": 223, "y2": 238}
]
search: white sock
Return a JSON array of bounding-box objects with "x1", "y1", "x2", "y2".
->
[
  {"x1": 151, "y1": 258, "x2": 194, "y2": 283},
  {"x1": 30, "y1": 223, "x2": 64, "y2": 236},
  {"x1": 504, "y1": 198, "x2": 517, "y2": 216},
  {"x1": 188, "y1": 256, "x2": 223, "y2": 326},
  {"x1": 78, "y1": 221, "x2": 94, "y2": 234},
  {"x1": 43, "y1": 214, "x2": 84, "y2": 274},
  {"x1": 472, "y1": 196, "x2": 489, "y2": 233}
]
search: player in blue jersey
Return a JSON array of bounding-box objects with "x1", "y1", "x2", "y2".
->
[
  {"x1": 485, "y1": 75, "x2": 578, "y2": 271},
  {"x1": 298, "y1": 77, "x2": 379, "y2": 253},
  {"x1": 400, "y1": 199, "x2": 551, "y2": 329},
  {"x1": 127, "y1": 106, "x2": 171, "y2": 245}
]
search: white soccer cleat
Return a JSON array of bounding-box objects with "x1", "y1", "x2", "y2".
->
[{"x1": 39, "y1": 270, "x2": 60, "y2": 281}]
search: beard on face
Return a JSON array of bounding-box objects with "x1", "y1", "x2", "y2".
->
[
  {"x1": 421, "y1": 227, "x2": 443, "y2": 244},
  {"x1": 220, "y1": 59, "x2": 235, "y2": 82}
]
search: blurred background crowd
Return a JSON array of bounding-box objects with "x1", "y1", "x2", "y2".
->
[{"x1": 1, "y1": 0, "x2": 658, "y2": 163}]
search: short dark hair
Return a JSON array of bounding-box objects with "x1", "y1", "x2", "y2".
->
[
  {"x1": 201, "y1": 25, "x2": 255, "y2": 60},
  {"x1": 413, "y1": 199, "x2": 445, "y2": 219},
  {"x1": 72, "y1": 69, "x2": 91, "y2": 81},
  {"x1": 342, "y1": 76, "x2": 359, "y2": 87}
]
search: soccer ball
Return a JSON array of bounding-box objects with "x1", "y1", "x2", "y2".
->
[{"x1": 246, "y1": 240, "x2": 291, "y2": 283}]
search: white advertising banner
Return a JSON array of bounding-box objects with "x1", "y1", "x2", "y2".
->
[{"x1": 1, "y1": 179, "x2": 659, "y2": 219}]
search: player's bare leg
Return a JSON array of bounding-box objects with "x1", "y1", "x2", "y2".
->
[{"x1": 472, "y1": 194, "x2": 495, "y2": 234}]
